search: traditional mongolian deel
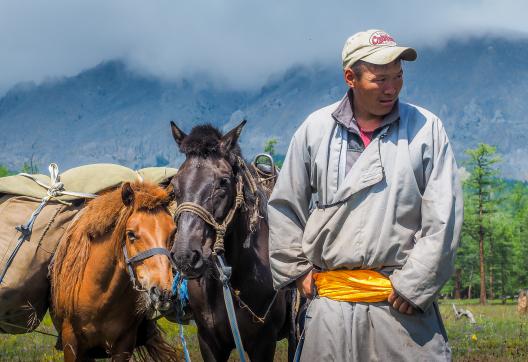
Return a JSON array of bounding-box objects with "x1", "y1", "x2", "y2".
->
[
  {"x1": 268, "y1": 97, "x2": 463, "y2": 361},
  {"x1": 0, "y1": 163, "x2": 177, "y2": 334}
]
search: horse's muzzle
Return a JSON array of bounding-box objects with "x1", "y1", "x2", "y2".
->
[
  {"x1": 149, "y1": 286, "x2": 172, "y2": 311},
  {"x1": 172, "y1": 249, "x2": 206, "y2": 278}
]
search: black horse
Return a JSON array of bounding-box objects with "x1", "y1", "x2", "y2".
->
[{"x1": 169, "y1": 121, "x2": 297, "y2": 361}]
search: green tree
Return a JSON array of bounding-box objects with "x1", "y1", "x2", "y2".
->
[
  {"x1": 464, "y1": 143, "x2": 501, "y2": 305},
  {"x1": 0, "y1": 165, "x2": 11, "y2": 177},
  {"x1": 264, "y1": 138, "x2": 278, "y2": 157},
  {"x1": 20, "y1": 161, "x2": 39, "y2": 174},
  {"x1": 263, "y1": 138, "x2": 284, "y2": 168},
  {"x1": 507, "y1": 182, "x2": 528, "y2": 292}
]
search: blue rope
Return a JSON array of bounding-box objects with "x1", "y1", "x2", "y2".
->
[
  {"x1": 179, "y1": 322, "x2": 191, "y2": 362},
  {"x1": 172, "y1": 272, "x2": 191, "y2": 361},
  {"x1": 172, "y1": 272, "x2": 189, "y2": 306}
]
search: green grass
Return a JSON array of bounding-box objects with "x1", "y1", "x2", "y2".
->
[
  {"x1": 1, "y1": 300, "x2": 526, "y2": 361},
  {"x1": 439, "y1": 300, "x2": 528, "y2": 361}
]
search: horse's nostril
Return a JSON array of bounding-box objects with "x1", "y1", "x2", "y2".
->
[
  {"x1": 149, "y1": 287, "x2": 160, "y2": 301},
  {"x1": 191, "y1": 250, "x2": 203, "y2": 269}
]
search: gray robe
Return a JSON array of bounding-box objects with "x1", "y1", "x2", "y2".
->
[{"x1": 268, "y1": 97, "x2": 463, "y2": 361}]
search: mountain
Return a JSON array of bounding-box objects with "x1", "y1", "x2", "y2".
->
[{"x1": 0, "y1": 36, "x2": 527, "y2": 179}]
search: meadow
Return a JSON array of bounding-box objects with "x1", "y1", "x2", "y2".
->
[{"x1": 1, "y1": 300, "x2": 526, "y2": 361}]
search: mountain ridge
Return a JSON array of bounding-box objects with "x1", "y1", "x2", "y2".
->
[{"x1": 0, "y1": 36, "x2": 527, "y2": 179}]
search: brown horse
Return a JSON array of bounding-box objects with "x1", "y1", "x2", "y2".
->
[
  {"x1": 169, "y1": 121, "x2": 297, "y2": 362},
  {"x1": 50, "y1": 181, "x2": 180, "y2": 361}
]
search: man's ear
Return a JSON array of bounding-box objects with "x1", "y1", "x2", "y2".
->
[
  {"x1": 344, "y1": 68, "x2": 356, "y2": 88},
  {"x1": 121, "y1": 182, "x2": 135, "y2": 207},
  {"x1": 221, "y1": 120, "x2": 246, "y2": 152},
  {"x1": 170, "y1": 121, "x2": 187, "y2": 149}
]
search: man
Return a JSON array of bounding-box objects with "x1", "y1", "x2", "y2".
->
[{"x1": 268, "y1": 29, "x2": 463, "y2": 361}]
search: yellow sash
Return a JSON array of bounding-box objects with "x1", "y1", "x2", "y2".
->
[{"x1": 313, "y1": 269, "x2": 393, "y2": 302}]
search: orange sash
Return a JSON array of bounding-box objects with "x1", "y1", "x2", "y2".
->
[{"x1": 313, "y1": 269, "x2": 393, "y2": 302}]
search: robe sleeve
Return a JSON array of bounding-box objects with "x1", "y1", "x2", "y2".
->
[
  {"x1": 390, "y1": 118, "x2": 463, "y2": 311},
  {"x1": 268, "y1": 133, "x2": 314, "y2": 289}
]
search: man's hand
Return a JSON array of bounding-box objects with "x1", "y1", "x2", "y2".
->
[
  {"x1": 296, "y1": 270, "x2": 314, "y2": 299},
  {"x1": 388, "y1": 290, "x2": 416, "y2": 315}
]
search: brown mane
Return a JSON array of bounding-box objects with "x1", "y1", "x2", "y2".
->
[{"x1": 51, "y1": 181, "x2": 173, "y2": 317}]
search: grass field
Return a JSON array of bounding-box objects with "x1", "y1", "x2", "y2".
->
[{"x1": 1, "y1": 300, "x2": 526, "y2": 361}]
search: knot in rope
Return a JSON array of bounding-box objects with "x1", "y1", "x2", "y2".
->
[{"x1": 47, "y1": 181, "x2": 65, "y2": 197}]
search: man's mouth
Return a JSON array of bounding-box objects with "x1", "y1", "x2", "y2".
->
[{"x1": 379, "y1": 99, "x2": 395, "y2": 106}]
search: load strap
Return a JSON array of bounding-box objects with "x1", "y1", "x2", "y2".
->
[
  {"x1": 313, "y1": 269, "x2": 393, "y2": 303},
  {"x1": 0, "y1": 163, "x2": 97, "y2": 284}
]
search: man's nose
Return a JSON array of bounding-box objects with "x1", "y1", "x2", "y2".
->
[{"x1": 383, "y1": 83, "x2": 397, "y2": 95}]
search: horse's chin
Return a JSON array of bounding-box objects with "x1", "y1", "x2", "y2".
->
[
  {"x1": 180, "y1": 271, "x2": 204, "y2": 279},
  {"x1": 135, "y1": 290, "x2": 173, "y2": 316}
]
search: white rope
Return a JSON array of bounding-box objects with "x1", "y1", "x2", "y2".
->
[
  {"x1": 135, "y1": 170, "x2": 144, "y2": 183},
  {"x1": 18, "y1": 163, "x2": 98, "y2": 199}
]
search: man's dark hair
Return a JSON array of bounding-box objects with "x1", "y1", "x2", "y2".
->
[
  {"x1": 349, "y1": 59, "x2": 402, "y2": 80},
  {"x1": 350, "y1": 60, "x2": 367, "y2": 80}
]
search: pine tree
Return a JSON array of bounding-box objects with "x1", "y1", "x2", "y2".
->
[{"x1": 464, "y1": 143, "x2": 501, "y2": 305}]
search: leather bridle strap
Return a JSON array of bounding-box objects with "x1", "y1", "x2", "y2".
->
[{"x1": 122, "y1": 242, "x2": 173, "y2": 291}]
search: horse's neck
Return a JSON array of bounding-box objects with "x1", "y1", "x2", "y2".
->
[
  {"x1": 223, "y1": 211, "x2": 270, "y2": 286},
  {"x1": 88, "y1": 236, "x2": 130, "y2": 296}
]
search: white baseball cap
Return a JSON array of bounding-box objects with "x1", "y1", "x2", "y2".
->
[{"x1": 342, "y1": 29, "x2": 417, "y2": 69}]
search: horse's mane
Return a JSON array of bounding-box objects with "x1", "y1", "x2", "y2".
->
[{"x1": 51, "y1": 181, "x2": 172, "y2": 317}]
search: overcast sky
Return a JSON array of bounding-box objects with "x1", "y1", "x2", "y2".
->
[{"x1": 0, "y1": 0, "x2": 527, "y2": 93}]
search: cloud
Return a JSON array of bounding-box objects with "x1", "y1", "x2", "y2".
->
[{"x1": 0, "y1": 0, "x2": 527, "y2": 92}]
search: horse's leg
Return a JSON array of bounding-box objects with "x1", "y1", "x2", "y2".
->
[
  {"x1": 197, "y1": 332, "x2": 231, "y2": 362},
  {"x1": 110, "y1": 331, "x2": 136, "y2": 362},
  {"x1": 61, "y1": 320, "x2": 80, "y2": 362},
  {"x1": 246, "y1": 336, "x2": 277, "y2": 362}
]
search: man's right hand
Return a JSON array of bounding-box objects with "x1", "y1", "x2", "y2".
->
[{"x1": 296, "y1": 270, "x2": 314, "y2": 299}]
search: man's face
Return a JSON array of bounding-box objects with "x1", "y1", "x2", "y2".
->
[{"x1": 345, "y1": 60, "x2": 403, "y2": 119}]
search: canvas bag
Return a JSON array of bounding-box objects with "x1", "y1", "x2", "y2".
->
[{"x1": 0, "y1": 163, "x2": 178, "y2": 334}]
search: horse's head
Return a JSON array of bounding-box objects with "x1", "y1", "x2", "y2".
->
[
  {"x1": 119, "y1": 182, "x2": 176, "y2": 311},
  {"x1": 169, "y1": 121, "x2": 246, "y2": 278}
]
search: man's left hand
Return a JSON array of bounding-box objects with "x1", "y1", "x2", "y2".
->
[{"x1": 388, "y1": 291, "x2": 416, "y2": 315}]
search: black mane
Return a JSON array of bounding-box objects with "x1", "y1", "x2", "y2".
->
[{"x1": 180, "y1": 124, "x2": 241, "y2": 158}]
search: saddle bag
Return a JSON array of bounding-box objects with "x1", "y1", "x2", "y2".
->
[
  {"x1": 0, "y1": 195, "x2": 82, "y2": 333},
  {"x1": 0, "y1": 163, "x2": 178, "y2": 334}
]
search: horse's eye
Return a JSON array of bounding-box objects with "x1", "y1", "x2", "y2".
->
[
  {"x1": 219, "y1": 177, "x2": 230, "y2": 188},
  {"x1": 126, "y1": 230, "x2": 137, "y2": 241}
]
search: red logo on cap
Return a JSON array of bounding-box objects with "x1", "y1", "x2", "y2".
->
[{"x1": 369, "y1": 31, "x2": 396, "y2": 46}]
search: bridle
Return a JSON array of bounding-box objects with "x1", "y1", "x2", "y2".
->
[
  {"x1": 122, "y1": 239, "x2": 173, "y2": 292},
  {"x1": 172, "y1": 155, "x2": 276, "y2": 362},
  {"x1": 173, "y1": 155, "x2": 259, "y2": 255},
  {"x1": 119, "y1": 206, "x2": 175, "y2": 292}
]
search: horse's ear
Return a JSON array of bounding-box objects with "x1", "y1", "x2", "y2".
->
[
  {"x1": 165, "y1": 183, "x2": 175, "y2": 200},
  {"x1": 121, "y1": 182, "x2": 135, "y2": 207},
  {"x1": 170, "y1": 121, "x2": 187, "y2": 148},
  {"x1": 221, "y1": 120, "x2": 246, "y2": 152}
]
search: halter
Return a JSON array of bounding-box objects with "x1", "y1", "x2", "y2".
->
[
  {"x1": 122, "y1": 239, "x2": 173, "y2": 292},
  {"x1": 172, "y1": 155, "x2": 275, "y2": 362},
  {"x1": 173, "y1": 156, "x2": 258, "y2": 254}
]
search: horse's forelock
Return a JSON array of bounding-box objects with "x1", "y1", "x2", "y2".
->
[
  {"x1": 180, "y1": 124, "x2": 242, "y2": 160},
  {"x1": 180, "y1": 125, "x2": 223, "y2": 157}
]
